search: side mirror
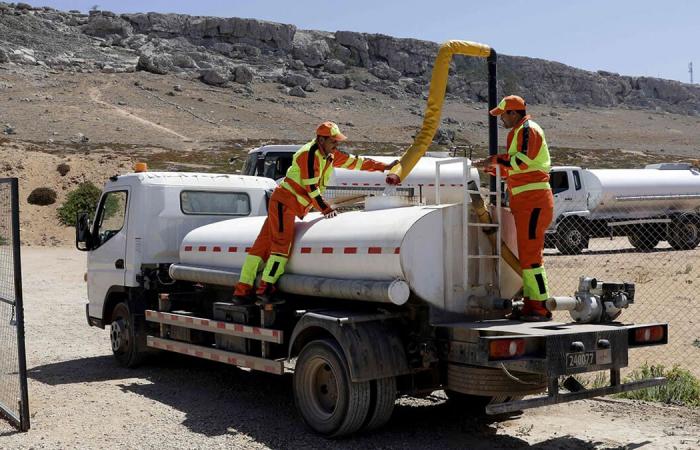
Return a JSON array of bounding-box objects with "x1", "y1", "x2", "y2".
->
[{"x1": 75, "y1": 212, "x2": 94, "y2": 251}]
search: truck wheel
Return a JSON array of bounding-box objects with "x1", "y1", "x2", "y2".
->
[
  {"x1": 555, "y1": 222, "x2": 589, "y2": 255},
  {"x1": 628, "y1": 230, "x2": 660, "y2": 251},
  {"x1": 668, "y1": 216, "x2": 700, "y2": 250},
  {"x1": 110, "y1": 302, "x2": 145, "y2": 368},
  {"x1": 444, "y1": 390, "x2": 522, "y2": 415},
  {"x1": 293, "y1": 339, "x2": 371, "y2": 437},
  {"x1": 362, "y1": 376, "x2": 396, "y2": 431}
]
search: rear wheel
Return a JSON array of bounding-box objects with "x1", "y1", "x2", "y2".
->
[
  {"x1": 628, "y1": 226, "x2": 661, "y2": 251},
  {"x1": 362, "y1": 376, "x2": 397, "y2": 431},
  {"x1": 110, "y1": 302, "x2": 145, "y2": 368},
  {"x1": 293, "y1": 339, "x2": 371, "y2": 437},
  {"x1": 446, "y1": 364, "x2": 546, "y2": 414},
  {"x1": 668, "y1": 216, "x2": 700, "y2": 250}
]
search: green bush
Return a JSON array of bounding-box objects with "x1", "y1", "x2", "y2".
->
[
  {"x1": 618, "y1": 364, "x2": 700, "y2": 407},
  {"x1": 57, "y1": 182, "x2": 103, "y2": 226},
  {"x1": 57, "y1": 163, "x2": 70, "y2": 176},
  {"x1": 27, "y1": 187, "x2": 57, "y2": 206}
]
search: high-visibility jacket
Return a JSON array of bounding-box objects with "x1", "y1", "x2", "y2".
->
[
  {"x1": 493, "y1": 115, "x2": 551, "y2": 196},
  {"x1": 279, "y1": 139, "x2": 387, "y2": 217}
]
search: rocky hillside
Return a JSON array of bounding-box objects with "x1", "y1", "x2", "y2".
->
[{"x1": 1, "y1": 3, "x2": 699, "y2": 115}]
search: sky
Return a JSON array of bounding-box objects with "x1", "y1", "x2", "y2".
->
[{"x1": 34, "y1": 0, "x2": 698, "y2": 83}]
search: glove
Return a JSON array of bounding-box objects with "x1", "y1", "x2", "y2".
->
[
  {"x1": 384, "y1": 160, "x2": 400, "y2": 171},
  {"x1": 385, "y1": 173, "x2": 401, "y2": 185},
  {"x1": 323, "y1": 209, "x2": 338, "y2": 219}
]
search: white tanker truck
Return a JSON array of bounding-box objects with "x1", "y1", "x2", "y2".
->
[
  {"x1": 76, "y1": 40, "x2": 668, "y2": 437},
  {"x1": 547, "y1": 164, "x2": 700, "y2": 254}
]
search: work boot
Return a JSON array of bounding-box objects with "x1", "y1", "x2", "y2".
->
[
  {"x1": 256, "y1": 282, "x2": 283, "y2": 305},
  {"x1": 520, "y1": 298, "x2": 552, "y2": 322},
  {"x1": 509, "y1": 298, "x2": 552, "y2": 322},
  {"x1": 232, "y1": 283, "x2": 255, "y2": 305}
]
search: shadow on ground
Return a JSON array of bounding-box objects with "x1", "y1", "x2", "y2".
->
[{"x1": 27, "y1": 355, "x2": 646, "y2": 449}]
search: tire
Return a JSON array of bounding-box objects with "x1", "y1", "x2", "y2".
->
[
  {"x1": 446, "y1": 364, "x2": 546, "y2": 399},
  {"x1": 667, "y1": 216, "x2": 700, "y2": 250},
  {"x1": 110, "y1": 302, "x2": 145, "y2": 368},
  {"x1": 628, "y1": 229, "x2": 660, "y2": 251},
  {"x1": 362, "y1": 376, "x2": 396, "y2": 431},
  {"x1": 444, "y1": 390, "x2": 523, "y2": 415},
  {"x1": 293, "y1": 339, "x2": 371, "y2": 437},
  {"x1": 555, "y1": 220, "x2": 589, "y2": 255}
]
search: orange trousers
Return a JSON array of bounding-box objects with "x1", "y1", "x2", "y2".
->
[
  {"x1": 509, "y1": 189, "x2": 554, "y2": 301},
  {"x1": 234, "y1": 190, "x2": 296, "y2": 296}
]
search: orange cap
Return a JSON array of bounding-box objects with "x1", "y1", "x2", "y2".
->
[
  {"x1": 316, "y1": 121, "x2": 347, "y2": 141},
  {"x1": 489, "y1": 95, "x2": 526, "y2": 116}
]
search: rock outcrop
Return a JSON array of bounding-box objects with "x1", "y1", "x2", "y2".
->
[{"x1": 0, "y1": 4, "x2": 698, "y2": 115}]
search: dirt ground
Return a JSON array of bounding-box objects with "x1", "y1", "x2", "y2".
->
[{"x1": 0, "y1": 247, "x2": 698, "y2": 449}]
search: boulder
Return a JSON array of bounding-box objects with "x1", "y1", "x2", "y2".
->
[
  {"x1": 0, "y1": 48, "x2": 8, "y2": 64},
  {"x1": 200, "y1": 68, "x2": 231, "y2": 86},
  {"x1": 83, "y1": 12, "x2": 133, "y2": 37},
  {"x1": 292, "y1": 31, "x2": 330, "y2": 67},
  {"x1": 289, "y1": 86, "x2": 306, "y2": 97},
  {"x1": 369, "y1": 62, "x2": 401, "y2": 81},
  {"x1": 326, "y1": 75, "x2": 350, "y2": 89},
  {"x1": 233, "y1": 65, "x2": 254, "y2": 84},
  {"x1": 171, "y1": 53, "x2": 197, "y2": 69},
  {"x1": 335, "y1": 30, "x2": 370, "y2": 67},
  {"x1": 136, "y1": 52, "x2": 173, "y2": 75},
  {"x1": 324, "y1": 59, "x2": 346, "y2": 74},
  {"x1": 280, "y1": 72, "x2": 311, "y2": 89}
]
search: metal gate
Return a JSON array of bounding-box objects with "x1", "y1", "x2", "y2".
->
[{"x1": 0, "y1": 178, "x2": 29, "y2": 431}]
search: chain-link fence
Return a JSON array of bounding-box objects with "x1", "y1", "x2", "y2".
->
[
  {"x1": 543, "y1": 196, "x2": 700, "y2": 378},
  {"x1": 0, "y1": 178, "x2": 29, "y2": 431}
]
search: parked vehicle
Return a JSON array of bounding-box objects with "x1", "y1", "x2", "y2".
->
[{"x1": 547, "y1": 163, "x2": 700, "y2": 254}]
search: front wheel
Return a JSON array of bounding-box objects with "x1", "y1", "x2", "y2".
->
[
  {"x1": 555, "y1": 221, "x2": 589, "y2": 255},
  {"x1": 110, "y1": 302, "x2": 145, "y2": 368},
  {"x1": 293, "y1": 339, "x2": 371, "y2": 437}
]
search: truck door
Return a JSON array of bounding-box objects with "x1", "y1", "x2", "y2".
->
[
  {"x1": 550, "y1": 169, "x2": 576, "y2": 218},
  {"x1": 87, "y1": 189, "x2": 129, "y2": 319}
]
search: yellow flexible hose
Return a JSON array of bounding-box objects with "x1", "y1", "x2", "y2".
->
[{"x1": 390, "y1": 40, "x2": 492, "y2": 181}]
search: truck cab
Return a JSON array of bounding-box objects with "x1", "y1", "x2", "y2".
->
[
  {"x1": 77, "y1": 171, "x2": 276, "y2": 327},
  {"x1": 549, "y1": 166, "x2": 588, "y2": 216},
  {"x1": 242, "y1": 144, "x2": 299, "y2": 181}
]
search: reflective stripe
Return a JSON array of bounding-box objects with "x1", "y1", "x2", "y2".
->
[
  {"x1": 522, "y1": 266, "x2": 549, "y2": 301},
  {"x1": 511, "y1": 182, "x2": 551, "y2": 196},
  {"x1": 239, "y1": 254, "x2": 263, "y2": 286},
  {"x1": 262, "y1": 254, "x2": 288, "y2": 284},
  {"x1": 353, "y1": 156, "x2": 364, "y2": 170},
  {"x1": 340, "y1": 156, "x2": 356, "y2": 168},
  {"x1": 508, "y1": 120, "x2": 550, "y2": 175},
  {"x1": 497, "y1": 98, "x2": 507, "y2": 110},
  {"x1": 301, "y1": 176, "x2": 319, "y2": 185},
  {"x1": 309, "y1": 188, "x2": 321, "y2": 198},
  {"x1": 281, "y1": 181, "x2": 310, "y2": 207}
]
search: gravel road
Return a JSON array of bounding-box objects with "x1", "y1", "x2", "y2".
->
[{"x1": 0, "y1": 247, "x2": 698, "y2": 449}]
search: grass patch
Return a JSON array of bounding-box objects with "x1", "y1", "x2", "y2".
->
[
  {"x1": 617, "y1": 364, "x2": 700, "y2": 407},
  {"x1": 569, "y1": 364, "x2": 700, "y2": 408}
]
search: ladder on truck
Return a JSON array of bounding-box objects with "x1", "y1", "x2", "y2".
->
[
  {"x1": 435, "y1": 159, "x2": 502, "y2": 295},
  {"x1": 144, "y1": 295, "x2": 285, "y2": 374}
]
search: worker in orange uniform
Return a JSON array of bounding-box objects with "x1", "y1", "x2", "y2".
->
[
  {"x1": 233, "y1": 121, "x2": 399, "y2": 304},
  {"x1": 478, "y1": 95, "x2": 554, "y2": 321}
]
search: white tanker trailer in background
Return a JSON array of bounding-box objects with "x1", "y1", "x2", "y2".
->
[
  {"x1": 76, "y1": 40, "x2": 669, "y2": 438},
  {"x1": 547, "y1": 163, "x2": 700, "y2": 254}
]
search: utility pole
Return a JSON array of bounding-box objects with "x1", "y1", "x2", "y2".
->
[{"x1": 690, "y1": 62, "x2": 694, "y2": 84}]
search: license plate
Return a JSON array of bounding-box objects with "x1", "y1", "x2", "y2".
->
[{"x1": 566, "y1": 351, "x2": 596, "y2": 368}]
